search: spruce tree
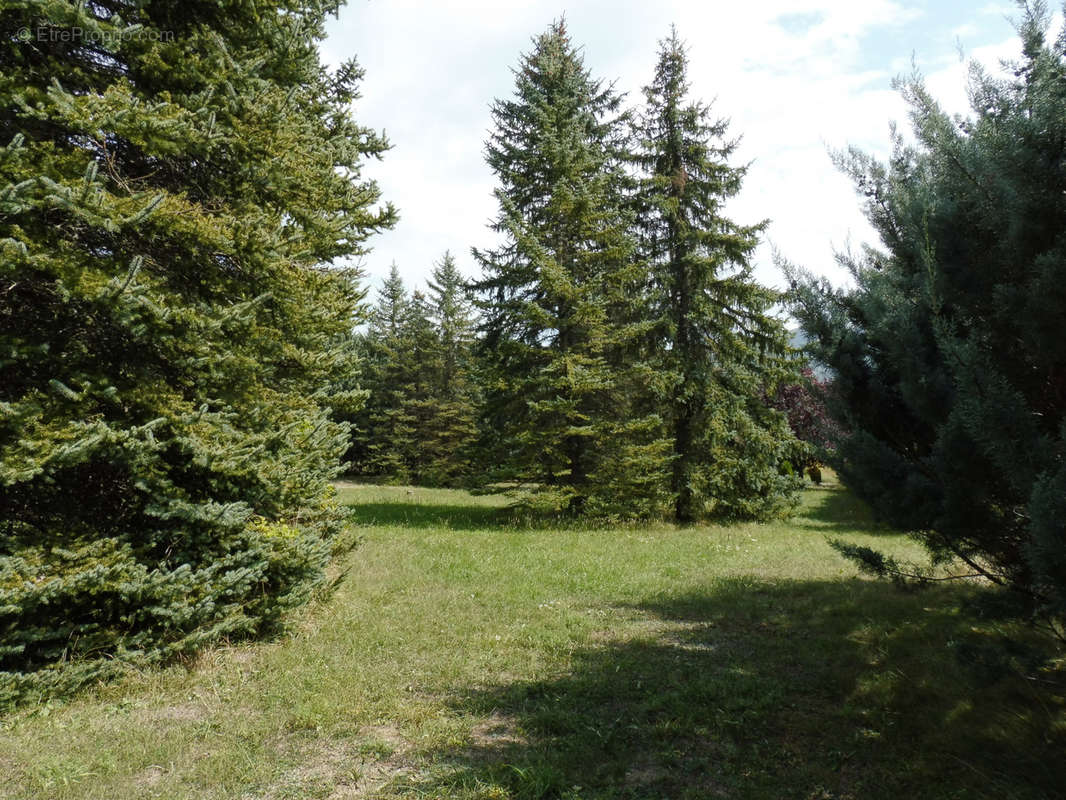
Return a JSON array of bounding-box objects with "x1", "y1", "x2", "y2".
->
[
  {"x1": 398, "y1": 289, "x2": 443, "y2": 482},
  {"x1": 347, "y1": 257, "x2": 478, "y2": 486},
  {"x1": 420, "y1": 251, "x2": 479, "y2": 485},
  {"x1": 786, "y1": 2, "x2": 1066, "y2": 622},
  {"x1": 473, "y1": 20, "x2": 667, "y2": 516},
  {"x1": 634, "y1": 29, "x2": 802, "y2": 522},
  {"x1": 0, "y1": 0, "x2": 394, "y2": 702},
  {"x1": 348, "y1": 263, "x2": 417, "y2": 480},
  {"x1": 427, "y1": 251, "x2": 476, "y2": 392}
]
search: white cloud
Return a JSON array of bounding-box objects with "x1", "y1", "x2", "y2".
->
[{"x1": 324, "y1": 1, "x2": 1031, "y2": 295}]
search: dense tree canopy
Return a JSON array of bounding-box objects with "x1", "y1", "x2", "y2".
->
[
  {"x1": 787, "y1": 2, "x2": 1066, "y2": 620},
  {"x1": 473, "y1": 20, "x2": 669, "y2": 516},
  {"x1": 769, "y1": 367, "x2": 842, "y2": 472},
  {"x1": 419, "y1": 252, "x2": 480, "y2": 485},
  {"x1": 633, "y1": 30, "x2": 803, "y2": 522},
  {"x1": 0, "y1": 0, "x2": 394, "y2": 702},
  {"x1": 346, "y1": 263, "x2": 417, "y2": 479},
  {"x1": 345, "y1": 254, "x2": 479, "y2": 486}
]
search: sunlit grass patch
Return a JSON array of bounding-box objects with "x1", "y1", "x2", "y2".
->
[{"x1": 1, "y1": 482, "x2": 1061, "y2": 800}]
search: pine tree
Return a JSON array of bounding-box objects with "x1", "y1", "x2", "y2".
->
[
  {"x1": 473, "y1": 20, "x2": 666, "y2": 516},
  {"x1": 428, "y1": 251, "x2": 476, "y2": 391},
  {"x1": 347, "y1": 257, "x2": 479, "y2": 486},
  {"x1": 420, "y1": 251, "x2": 479, "y2": 485},
  {"x1": 786, "y1": 2, "x2": 1066, "y2": 622},
  {"x1": 398, "y1": 289, "x2": 443, "y2": 482},
  {"x1": 348, "y1": 263, "x2": 417, "y2": 480},
  {"x1": 634, "y1": 29, "x2": 802, "y2": 522},
  {"x1": 373, "y1": 263, "x2": 410, "y2": 341},
  {"x1": 0, "y1": 0, "x2": 395, "y2": 703}
]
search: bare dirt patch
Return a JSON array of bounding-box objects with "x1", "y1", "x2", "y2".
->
[
  {"x1": 257, "y1": 724, "x2": 413, "y2": 800},
  {"x1": 134, "y1": 763, "x2": 168, "y2": 789},
  {"x1": 133, "y1": 701, "x2": 206, "y2": 724},
  {"x1": 469, "y1": 712, "x2": 525, "y2": 749}
]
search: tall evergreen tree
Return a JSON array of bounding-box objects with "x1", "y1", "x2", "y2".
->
[
  {"x1": 0, "y1": 0, "x2": 394, "y2": 702},
  {"x1": 428, "y1": 251, "x2": 477, "y2": 390},
  {"x1": 398, "y1": 289, "x2": 444, "y2": 482},
  {"x1": 372, "y1": 262, "x2": 410, "y2": 340},
  {"x1": 420, "y1": 251, "x2": 479, "y2": 485},
  {"x1": 473, "y1": 20, "x2": 667, "y2": 515},
  {"x1": 786, "y1": 2, "x2": 1066, "y2": 622},
  {"x1": 348, "y1": 263, "x2": 417, "y2": 480},
  {"x1": 346, "y1": 256, "x2": 478, "y2": 486},
  {"x1": 634, "y1": 29, "x2": 802, "y2": 522}
]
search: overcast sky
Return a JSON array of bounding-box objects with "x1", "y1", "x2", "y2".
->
[{"x1": 322, "y1": 1, "x2": 1051, "y2": 296}]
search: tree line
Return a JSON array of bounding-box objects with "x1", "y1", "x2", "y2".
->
[
  {"x1": 342, "y1": 254, "x2": 480, "y2": 486},
  {"x1": 3, "y1": 0, "x2": 1063, "y2": 703},
  {"x1": 344, "y1": 23, "x2": 807, "y2": 523}
]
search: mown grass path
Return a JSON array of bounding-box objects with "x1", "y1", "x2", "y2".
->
[{"x1": 1, "y1": 482, "x2": 1063, "y2": 799}]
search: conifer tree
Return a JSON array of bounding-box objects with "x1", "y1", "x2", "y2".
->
[
  {"x1": 0, "y1": 0, "x2": 394, "y2": 702},
  {"x1": 473, "y1": 20, "x2": 668, "y2": 515},
  {"x1": 397, "y1": 289, "x2": 443, "y2": 482},
  {"x1": 348, "y1": 263, "x2": 417, "y2": 480},
  {"x1": 373, "y1": 262, "x2": 411, "y2": 340},
  {"x1": 786, "y1": 2, "x2": 1066, "y2": 622},
  {"x1": 348, "y1": 255, "x2": 480, "y2": 486},
  {"x1": 428, "y1": 251, "x2": 477, "y2": 391},
  {"x1": 633, "y1": 30, "x2": 802, "y2": 522},
  {"x1": 420, "y1": 252, "x2": 479, "y2": 485}
]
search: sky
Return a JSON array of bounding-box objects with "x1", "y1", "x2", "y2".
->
[{"x1": 322, "y1": 0, "x2": 1052, "y2": 296}]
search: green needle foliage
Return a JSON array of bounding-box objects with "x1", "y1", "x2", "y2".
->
[
  {"x1": 0, "y1": 0, "x2": 395, "y2": 703},
  {"x1": 473, "y1": 20, "x2": 671, "y2": 517},
  {"x1": 419, "y1": 251, "x2": 480, "y2": 485},
  {"x1": 786, "y1": 2, "x2": 1066, "y2": 623},
  {"x1": 345, "y1": 255, "x2": 479, "y2": 486},
  {"x1": 633, "y1": 29, "x2": 803, "y2": 522},
  {"x1": 347, "y1": 263, "x2": 419, "y2": 481}
]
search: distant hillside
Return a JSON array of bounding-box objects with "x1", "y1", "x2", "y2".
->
[{"x1": 788, "y1": 328, "x2": 831, "y2": 380}]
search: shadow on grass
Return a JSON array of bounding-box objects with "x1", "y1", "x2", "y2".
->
[
  {"x1": 343, "y1": 487, "x2": 884, "y2": 535},
  {"x1": 344, "y1": 501, "x2": 509, "y2": 530},
  {"x1": 400, "y1": 578, "x2": 1064, "y2": 800},
  {"x1": 342, "y1": 501, "x2": 620, "y2": 532},
  {"x1": 342, "y1": 482, "x2": 893, "y2": 537},
  {"x1": 795, "y1": 485, "x2": 898, "y2": 536}
]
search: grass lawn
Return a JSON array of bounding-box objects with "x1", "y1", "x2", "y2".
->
[{"x1": 1, "y1": 480, "x2": 1063, "y2": 799}]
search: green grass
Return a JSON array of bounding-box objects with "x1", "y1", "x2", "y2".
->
[{"x1": 1, "y1": 480, "x2": 1063, "y2": 799}]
